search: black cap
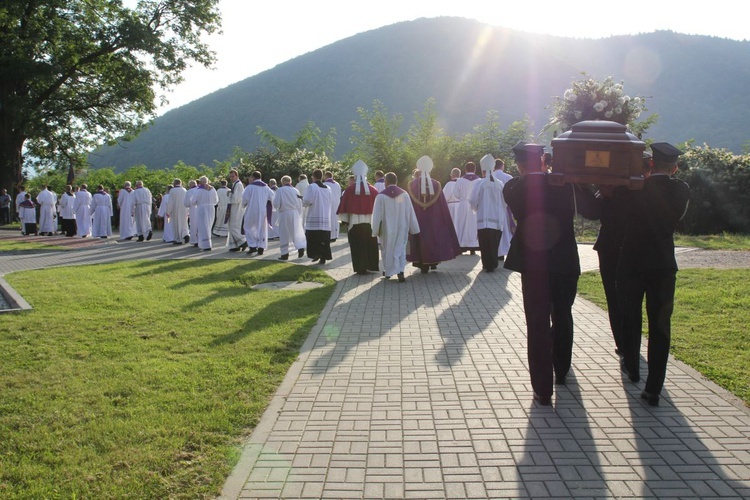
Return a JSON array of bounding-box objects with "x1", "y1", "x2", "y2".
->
[
  {"x1": 512, "y1": 141, "x2": 545, "y2": 161},
  {"x1": 650, "y1": 142, "x2": 683, "y2": 163}
]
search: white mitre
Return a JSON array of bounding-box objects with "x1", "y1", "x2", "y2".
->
[
  {"x1": 416, "y1": 155, "x2": 435, "y2": 195},
  {"x1": 352, "y1": 159, "x2": 369, "y2": 195},
  {"x1": 480, "y1": 154, "x2": 495, "y2": 178}
]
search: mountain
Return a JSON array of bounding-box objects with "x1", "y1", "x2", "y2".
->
[{"x1": 89, "y1": 17, "x2": 750, "y2": 171}]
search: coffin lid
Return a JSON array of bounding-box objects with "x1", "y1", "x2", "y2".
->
[{"x1": 552, "y1": 120, "x2": 645, "y2": 147}]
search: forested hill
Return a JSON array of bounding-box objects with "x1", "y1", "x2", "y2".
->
[{"x1": 89, "y1": 17, "x2": 750, "y2": 172}]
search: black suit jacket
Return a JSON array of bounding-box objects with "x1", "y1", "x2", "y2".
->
[
  {"x1": 618, "y1": 174, "x2": 691, "y2": 271},
  {"x1": 503, "y1": 173, "x2": 600, "y2": 275}
]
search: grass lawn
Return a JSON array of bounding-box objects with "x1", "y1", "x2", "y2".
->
[
  {"x1": 0, "y1": 260, "x2": 335, "y2": 499},
  {"x1": 575, "y1": 226, "x2": 750, "y2": 251},
  {"x1": 0, "y1": 239, "x2": 70, "y2": 251},
  {"x1": 578, "y1": 268, "x2": 750, "y2": 406}
]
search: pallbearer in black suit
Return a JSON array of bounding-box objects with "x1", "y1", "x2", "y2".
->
[
  {"x1": 503, "y1": 142, "x2": 600, "y2": 405},
  {"x1": 617, "y1": 142, "x2": 690, "y2": 406}
]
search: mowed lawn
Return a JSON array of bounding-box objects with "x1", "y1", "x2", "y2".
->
[
  {"x1": 578, "y1": 268, "x2": 750, "y2": 406},
  {"x1": 0, "y1": 260, "x2": 335, "y2": 499}
]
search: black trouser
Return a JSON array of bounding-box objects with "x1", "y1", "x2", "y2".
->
[
  {"x1": 305, "y1": 229, "x2": 332, "y2": 260},
  {"x1": 61, "y1": 217, "x2": 77, "y2": 237},
  {"x1": 0, "y1": 207, "x2": 9, "y2": 225},
  {"x1": 521, "y1": 271, "x2": 578, "y2": 398},
  {"x1": 617, "y1": 268, "x2": 676, "y2": 395},
  {"x1": 598, "y1": 250, "x2": 628, "y2": 353},
  {"x1": 478, "y1": 228, "x2": 501, "y2": 270},
  {"x1": 347, "y1": 223, "x2": 379, "y2": 274}
]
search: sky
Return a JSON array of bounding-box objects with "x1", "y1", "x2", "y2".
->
[{"x1": 156, "y1": 0, "x2": 745, "y2": 115}]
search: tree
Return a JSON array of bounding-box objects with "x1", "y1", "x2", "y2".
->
[
  {"x1": 348, "y1": 100, "x2": 406, "y2": 179},
  {"x1": 0, "y1": 0, "x2": 221, "y2": 196}
]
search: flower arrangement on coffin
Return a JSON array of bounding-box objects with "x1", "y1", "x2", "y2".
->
[{"x1": 545, "y1": 73, "x2": 648, "y2": 135}]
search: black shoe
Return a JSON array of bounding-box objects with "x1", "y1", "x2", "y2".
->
[
  {"x1": 137, "y1": 235, "x2": 144, "y2": 242},
  {"x1": 124, "y1": 236, "x2": 133, "y2": 241},
  {"x1": 620, "y1": 357, "x2": 640, "y2": 383},
  {"x1": 318, "y1": 259, "x2": 326, "y2": 265},
  {"x1": 239, "y1": 242, "x2": 248, "y2": 251},
  {"x1": 533, "y1": 392, "x2": 552, "y2": 406},
  {"x1": 397, "y1": 272, "x2": 405, "y2": 283},
  {"x1": 228, "y1": 247, "x2": 240, "y2": 252},
  {"x1": 641, "y1": 390, "x2": 660, "y2": 406},
  {"x1": 184, "y1": 235, "x2": 190, "y2": 244},
  {"x1": 173, "y1": 241, "x2": 182, "y2": 245},
  {"x1": 202, "y1": 247, "x2": 211, "y2": 251},
  {"x1": 278, "y1": 254, "x2": 289, "y2": 260},
  {"x1": 247, "y1": 247, "x2": 257, "y2": 255},
  {"x1": 146, "y1": 230, "x2": 152, "y2": 241},
  {"x1": 257, "y1": 248, "x2": 264, "y2": 255},
  {"x1": 298, "y1": 248, "x2": 305, "y2": 258}
]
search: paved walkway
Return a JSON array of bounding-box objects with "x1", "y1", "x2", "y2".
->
[{"x1": 1, "y1": 230, "x2": 749, "y2": 499}]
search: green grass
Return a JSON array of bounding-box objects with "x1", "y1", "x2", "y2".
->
[
  {"x1": 578, "y1": 269, "x2": 750, "y2": 406},
  {"x1": 575, "y1": 227, "x2": 750, "y2": 250},
  {"x1": 0, "y1": 260, "x2": 335, "y2": 499}
]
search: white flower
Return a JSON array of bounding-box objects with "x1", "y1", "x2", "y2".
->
[
  {"x1": 574, "y1": 110, "x2": 582, "y2": 119},
  {"x1": 614, "y1": 107, "x2": 623, "y2": 114},
  {"x1": 622, "y1": 95, "x2": 631, "y2": 103},
  {"x1": 593, "y1": 102, "x2": 605, "y2": 112},
  {"x1": 604, "y1": 110, "x2": 613, "y2": 118},
  {"x1": 564, "y1": 89, "x2": 577, "y2": 102},
  {"x1": 590, "y1": 91, "x2": 598, "y2": 100}
]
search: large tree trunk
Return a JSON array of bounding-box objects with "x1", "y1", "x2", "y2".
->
[{"x1": 0, "y1": 133, "x2": 24, "y2": 203}]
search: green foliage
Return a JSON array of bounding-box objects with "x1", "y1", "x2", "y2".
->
[
  {"x1": 0, "y1": 0, "x2": 221, "y2": 194},
  {"x1": 545, "y1": 73, "x2": 652, "y2": 136},
  {"x1": 676, "y1": 145, "x2": 750, "y2": 234}
]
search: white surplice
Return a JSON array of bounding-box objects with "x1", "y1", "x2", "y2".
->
[
  {"x1": 324, "y1": 179, "x2": 342, "y2": 240},
  {"x1": 371, "y1": 188, "x2": 420, "y2": 277},
  {"x1": 90, "y1": 191, "x2": 113, "y2": 237},
  {"x1": 192, "y1": 186, "x2": 219, "y2": 249},
  {"x1": 36, "y1": 189, "x2": 57, "y2": 233},
  {"x1": 493, "y1": 169, "x2": 514, "y2": 257},
  {"x1": 117, "y1": 188, "x2": 136, "y2": 239},
  {"x1": 212, "y1": 186, "x2": 229, "y2": 237},
  {"x1": 73, "y1": 189, "x2": 92, "y2": 237},
  {"x1": 225, "y1": 179, "x2": 245, "y2": 249},
  {"x1": 469, "y1": 175, "x2": 505, "y2": 230},
  {"x1": 452, "y1": 175, "x2": 480, "y2": 248},
  {"x1": 242, "y1": 182, "x2": 275, "y2": 249},
  {"x1": 158, "y1": 192, "x2": 174, "y2": 242},
  {"x1": 272, "y1": 184, "x2": 306, "y2": 255},
  {"x1": 166, "y1": 186, "x2": 189, "y2": 243},
  {"x1": 132, "y1": 186, "x2": 152, "y2": 237}
]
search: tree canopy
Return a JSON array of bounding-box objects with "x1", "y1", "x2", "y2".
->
[{"x1": 0, "y1": 0, "x2": 221, "y2": 194}]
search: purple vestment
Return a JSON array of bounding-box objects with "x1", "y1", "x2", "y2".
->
[{"x1": 405, "y1": 177, "x2": 461, "y2": 265}]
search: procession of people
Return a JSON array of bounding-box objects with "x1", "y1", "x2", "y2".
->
[{"x1": 3, "y1": 140, "x2": 689, "y2": 407}]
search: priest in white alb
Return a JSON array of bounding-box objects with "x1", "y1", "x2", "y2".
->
[
  {"x1": 73, "y1": 184, "x2": 92, "y2": 237},
  {"x1": 192, "y1": 176, "x2": 219, "y2": 251},
  {"x1": 90, "y1": 185, "x2": 113, "y2": 238},
  {"x1": 36, "y1": 185, "x2": 57, "y2": 235},
  {"x1": 132, "y1": 180, "x2": 153, "y2": 241},
  {"x1": 242, "y1": 171, "x2": 275, "y2": 256},
  {"x1": 225, "y1": 169, "x2": 247, "y2": 252},
  {"x1": 371, "y1": 172, "x2": 420, "y2": 283},
  {"x1": 183, "y1": 179, "x2": 198, "y2": 245},
  {"x1": 452, "y1": 161, "x2": 481, "y2": 253},
  {"x1": 117, "y1": 181, "x2": 136, "y2": 240},
  {"x1": 324, "y1": 171, "x2": 342, "y2": 241},
  {"x1": 272, "y1": 175, "x2": 306, "y2": 260},
  {"x1": 212, "y1": 180, "x2": 230, "y2": 237},
  {"x1": 303, "y1": 169, "x2": 333, "y2": 264},
  {"x1": 157, "y1": 186, "x2": 174, "y2": 243},
  {"x1": 166, "y1": 178, "x2": 189, "y2": 244},
  {"x1": 469, "y1": 154, "x2": 506, "y2": 272}
]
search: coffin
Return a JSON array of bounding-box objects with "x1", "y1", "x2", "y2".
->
[{"x1": 549, "y1": 120, "x2": 646, "y2": 189}]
